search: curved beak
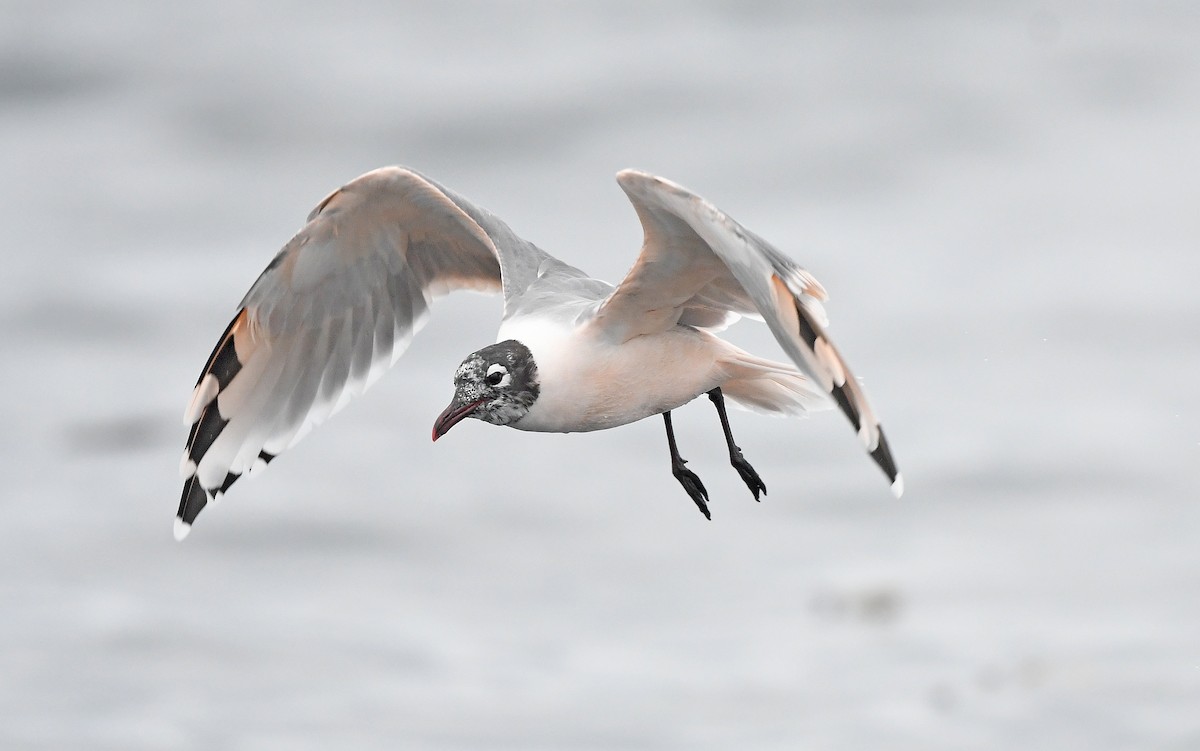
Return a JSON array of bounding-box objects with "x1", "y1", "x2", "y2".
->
[{"x1": 432, "y1": 395, "x2": 486, "y2": 441}]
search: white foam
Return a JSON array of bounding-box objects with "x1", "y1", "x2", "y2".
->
[{"x1": 173, "y1": 518, "x2": 192, "y2": 542}]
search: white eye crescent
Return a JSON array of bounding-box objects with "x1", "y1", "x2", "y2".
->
[{"x1": 486, "y1": 363, "x2": 510, "y2": 387}]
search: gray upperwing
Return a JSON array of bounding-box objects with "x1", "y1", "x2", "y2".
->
[
  {"x1": 411, "y1": 169, "x2": 588, "y2": 314},
  {"x1": 177, "y1": 166, "x2": 566, "y2": 538}
]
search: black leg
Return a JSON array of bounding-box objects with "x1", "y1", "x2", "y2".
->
[
  {"x1": 707, "y1": 388, "x2": 767, "y2": 501},
  {"x1": 663, "y1": 411, "x2": 711, "y2": 520}
]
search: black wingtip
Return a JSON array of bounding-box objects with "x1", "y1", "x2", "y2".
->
[
  {"x1": 187, "y1": 405, "x2": 229, "y2": 466},
  {"x1": 870, "y1": 428, "x2": 903, "y2": 497},
  {"x1": 194, "y1": 312, "x2": 245, "y2": 388},
  {"x1": 829, "y1": 381, "x2": 862, "y2": 433},
  {"x1": 177, "y1": 476, "x2": 209, "y2": 526}
]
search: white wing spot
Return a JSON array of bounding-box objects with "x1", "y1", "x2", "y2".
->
[
  {"x1": 814, "y1": 338, "x2": 847, "y2": 387},
  {"x1": 857, "y1": 422, "x2": 876, "y2": 450},
  {"x1": 184, "y1": 374, "x2": 219, "y2": 425},
  {"x1": 248, "y1": 456, "x2": 269, "y2": 477}
]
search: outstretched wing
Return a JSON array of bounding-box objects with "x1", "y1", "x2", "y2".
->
[
  {"x1": 176, "y1": 166, "x2": 549, "y2": 539},
  {"x1": 594, "y1": 170, "x2": 902, "y2": 497}
]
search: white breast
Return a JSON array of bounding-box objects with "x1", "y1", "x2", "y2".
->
[{"x1": 498, "y1": 315, "x2": 731, "y2": 433}]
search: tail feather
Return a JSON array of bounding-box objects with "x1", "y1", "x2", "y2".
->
[{"x1": 720, "y1": 350, "x2": 831, "y2": 417}]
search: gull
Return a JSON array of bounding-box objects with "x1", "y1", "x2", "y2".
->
[{"x1": 176, "y1": 167, "x2": 902, "y2": 540}]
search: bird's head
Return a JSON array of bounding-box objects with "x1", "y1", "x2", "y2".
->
[{"x1": 432, "y1": 339, "x2": 540, "y2": 440}]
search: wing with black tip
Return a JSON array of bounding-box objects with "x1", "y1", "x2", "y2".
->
[
  {"x1": 594, "y1": 170, "x2": 902, "y2": 497},
  {"x1": 176, "y1": 166, "x2": 554, "y2": 539}
]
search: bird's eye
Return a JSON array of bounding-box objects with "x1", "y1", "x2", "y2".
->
[{"x1": 485, "y1": 363, "x2": 509, "y2": 386}]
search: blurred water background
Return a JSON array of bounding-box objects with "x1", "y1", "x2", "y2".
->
[{"x1": 2, "y1": 2, "x2": 1198, "y2": 749}]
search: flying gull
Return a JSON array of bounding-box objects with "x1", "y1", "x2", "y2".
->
[{"x1": 176, "y1": 167, "x2": 902, "y2": 540}]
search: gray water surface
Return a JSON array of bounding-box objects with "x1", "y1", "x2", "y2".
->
[{"x1": 2, "y1": 3, "x2": 1198, "y2": 749}]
